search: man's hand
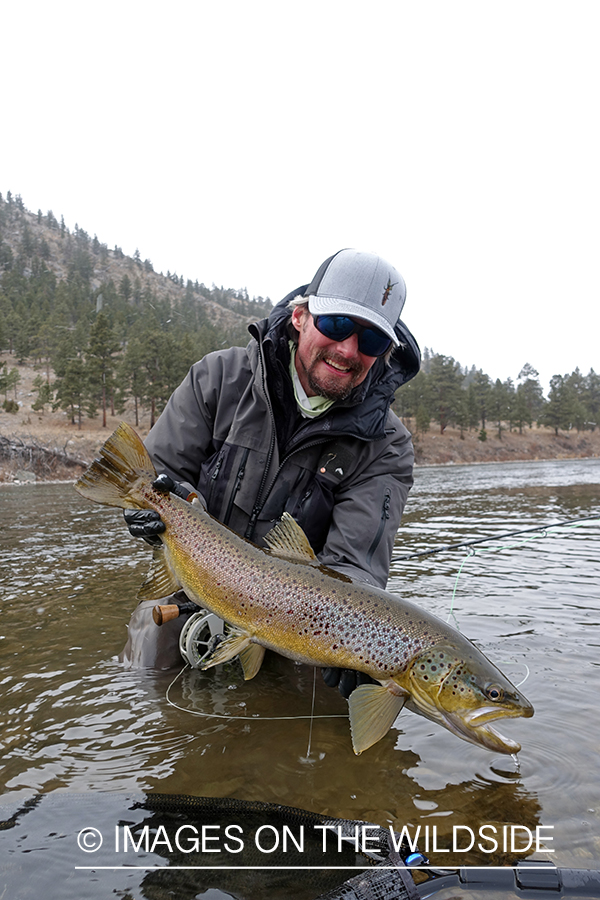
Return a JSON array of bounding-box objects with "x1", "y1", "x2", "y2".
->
[
  {"x1": 321, "y1": 667, "x2": 378, "y2": 699},
  {"x1": 152, "y1": 473, "x2": 197, "y2": 501},
  {"x1": 124, "y1": 475, "x2": 196, "y2": 546},
  {"x1": 123, "y1": 509, "x2": 165, "y2": 547}
]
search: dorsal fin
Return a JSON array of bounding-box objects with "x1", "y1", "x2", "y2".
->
[{"x1": 263, "y1": 512, "x2": 317, "y2": 563}]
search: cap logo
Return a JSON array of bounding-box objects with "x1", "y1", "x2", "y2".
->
[{"x1": 382, "y1": 276, "x2": 398, "y2": 306}]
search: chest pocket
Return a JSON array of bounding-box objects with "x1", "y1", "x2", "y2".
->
[{"x1": 283, "y1": 440, "x2": 358, "y2": 554}]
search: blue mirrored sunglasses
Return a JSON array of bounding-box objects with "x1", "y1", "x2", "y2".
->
[{"x1": 312, "y1": 314, "x2": 393, "y2": 357}]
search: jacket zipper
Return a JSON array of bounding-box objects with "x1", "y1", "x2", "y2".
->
[
  {"x1": 206, "y1": 449, "x2": 225, "y2": 507},
  {"x1": 245, "y1": 345, "x2": 277, "y2": 539},
  {"x1": 366, "y1": 489, "x2": 391, "y2": 567},
  {"x1": 224, "y1": 447, "x2": 250, "y2": 526}
]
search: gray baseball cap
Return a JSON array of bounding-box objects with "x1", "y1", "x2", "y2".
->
[{"x1": 303, "y1": 249, "x2": 406, "y2": 346}]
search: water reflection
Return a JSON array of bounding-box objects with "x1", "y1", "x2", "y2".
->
[{"x1": 1, "y1": 458, "x2": 600, "y2": 897}]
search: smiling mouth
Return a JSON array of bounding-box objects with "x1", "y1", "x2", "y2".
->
[{"x1": 323, "y1": 357, "x2": 355, "y2": 375}]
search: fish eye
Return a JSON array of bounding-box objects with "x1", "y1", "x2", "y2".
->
[{"x1": 485, "y1": 683, "x2": 504, "y2": 702}]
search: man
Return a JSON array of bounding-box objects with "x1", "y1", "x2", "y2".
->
[{"x1": 122, "y1": 248, "x2": 421, "y2": 677}]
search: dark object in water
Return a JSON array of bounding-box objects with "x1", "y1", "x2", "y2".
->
[
  {"x1": 3, "y1": 791, "x2": 600, "y2": 900},
  {"x1": 0, "y1": 790, "x2": 416, "y2": 900}
]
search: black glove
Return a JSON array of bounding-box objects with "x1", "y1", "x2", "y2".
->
[
  {"x1": 124, "y1": 475, "x2": 195, "y2": 546},
  {"x1": 152, "y1": 473, "x2": 196, "y2": 501},
  {"x1": 321, "y1": 667, "x2": 378, "y2": 700},
  {"x1": 124, "y1": 508, "x2": 165, "y2": 547}
]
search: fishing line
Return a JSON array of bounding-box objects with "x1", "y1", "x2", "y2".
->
[
  {"x1": 165, "y1": 663, "x2": 348, "y2": 722},
  {"x1": 447, "y1": 516, "x2": 599, "y2": 620},
  {"x1": 444, "y1": 516, "x2": 599, "y2": 687},
  {"x1": 447, "y1": 532, "x2": 550, "y2": 622},
  {"x1": 305, "y1": 666, "x2": 317, "y2": 758},
  {"x1": 396, "y1": 514, "x2": 600, "y2": 561}
]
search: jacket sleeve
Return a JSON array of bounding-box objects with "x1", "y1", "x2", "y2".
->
[
  {"x1": 144, "y1": 348, "x2": 250, "y2": 493},
  {"x1": 316, "y1": 413, "x2": 414, "y2": 589}
]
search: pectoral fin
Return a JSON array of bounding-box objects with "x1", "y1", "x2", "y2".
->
[
  {"x1": 200, "y1": 627, "x2": 261, "y2": 678},
  {"x1": 348, "y1": 684, "x2": 407, "y2": 755},
  {"x1": 137, "y1": 548, "x2": 181, "y2": 601}
]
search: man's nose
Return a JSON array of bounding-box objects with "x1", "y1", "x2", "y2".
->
[{"x1": 332, "y1": 332, "x2": 360, "y2": 357}]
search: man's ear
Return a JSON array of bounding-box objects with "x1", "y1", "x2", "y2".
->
[{"x1": 291, "y1": 304, "x2": 307, "y2": 330}]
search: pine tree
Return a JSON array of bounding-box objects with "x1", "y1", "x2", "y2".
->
[
  {"x1": 87, "y1": 313, "x2": 120, "y2": 428},
  {"x1": 472, "y1": 370, "x2": 491, "y2": 430},
  {"x1": 541, "y1": 375, "x2": 574, "y2": 435},
  {"x1": 119, "y1": 336, "x2": 146, "y2": 427},
  {"x1": 490, "y1": 379, "x2": 511, "y2": 439},
  {"x1": 428, "y1": 354, "x2": 463, "y2": 433},
  {"x1": 584, "y1": 369, "x2": 600, "y2": 431},
  {"x1": 32, "y1": 374, "x2": 53, "y2": 412},
  {"x1": 517, "y1": 363, "x2": 545, "y2": 423},
  {"x1": 53, "y1": 355, "x2": 87, "y2": 428}
]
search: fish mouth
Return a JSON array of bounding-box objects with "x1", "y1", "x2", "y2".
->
[
  {"x1": 464, "y1": 704, "x2": 534, "y2": 727},
  {"x1": 444, "y1": 704, "x2": 534, "y2": 754},
  {"x1": 405, "y1": 696, "x2": 534, "y2": 755}
]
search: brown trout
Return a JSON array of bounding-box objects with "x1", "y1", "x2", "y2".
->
[{"x1": 75, "y1": 422, "x2": 533, "y2": 755}]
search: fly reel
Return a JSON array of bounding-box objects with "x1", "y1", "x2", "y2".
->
[{"x1": 179, "y1": 610, "x2": 225, "y2": 668}]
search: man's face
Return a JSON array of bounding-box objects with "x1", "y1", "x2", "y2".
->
[{"x1": 291, "y1": 305, "x2": 379, "y2": 400}]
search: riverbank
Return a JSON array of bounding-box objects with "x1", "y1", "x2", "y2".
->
[
  {"x1": 411, "y1": 423, "x2": 600, "y2": 466},
  {"x1": 1, "y1": 360, "x2": 599, "y2": 482},
  {"x1": 3, "y1": 410, "x2": 598, "y2": 484}
]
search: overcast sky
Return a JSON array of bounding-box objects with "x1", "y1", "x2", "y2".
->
[{"x1": 2, "y1": 1, "x2": 598, "y2": 393}]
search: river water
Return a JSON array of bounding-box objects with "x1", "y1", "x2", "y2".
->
[{"x1": 1, "y1": 457, "x2": 599, "y2": 899}]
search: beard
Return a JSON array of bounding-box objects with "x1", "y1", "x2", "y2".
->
[{"x1": 303, "y1": 349, "x2": 366, "y2": 401}]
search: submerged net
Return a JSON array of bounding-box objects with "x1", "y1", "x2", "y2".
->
[
  {"x1": 313, "y1": 861, "x2": 418, "y2": 900},
  {"x1": 0, "y1": 791, "x2": 420, "y2": 900},
  {"x1": 4, "y1": 791, "x2": 600, "y2": 899}
]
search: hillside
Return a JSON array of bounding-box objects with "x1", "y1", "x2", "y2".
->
[
  {"x1": 0, "y1": 193, "x2": 273, "y2": 343},
  {"x1": 0, "y1": 192, "x2": 276, "y2": 441}
]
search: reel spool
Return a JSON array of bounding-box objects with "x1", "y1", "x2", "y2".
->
[{"x1": 179, "y1": 610, "x2": 225, "y2": 668}]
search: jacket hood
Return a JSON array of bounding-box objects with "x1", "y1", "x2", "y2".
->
[{"x1": 248, "y1": 287, "x2": 421, "y2": 442}]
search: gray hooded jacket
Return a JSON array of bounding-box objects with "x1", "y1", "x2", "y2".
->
[{"x1": 146, "y1": 289, "x2": 420, "y2": 587}]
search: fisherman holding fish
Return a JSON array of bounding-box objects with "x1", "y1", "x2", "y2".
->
[
  {"x1": 122, "y1": 249, "x2": 421, "y2": 678},
  {"x1": 78, "y1": 250, "x2": 533, "y2": 753}
]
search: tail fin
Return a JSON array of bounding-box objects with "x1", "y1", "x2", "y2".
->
[{"x1": 75, "y1": 421, "x2": 157, "y2": 509}]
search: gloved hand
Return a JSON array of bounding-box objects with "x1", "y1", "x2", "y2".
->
[
  {"x1": 152, "y1": 473, "x2": 197, "y2": 501},
  {"x1": 321, "y1": 667, "x2": 378, "y2": 699},
  {"x1": 123, "y1": 509, "x2": 165, "y2": 547},
  {"x1": 124, "y1": 475, "x2": 196, "y2": 546}
]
